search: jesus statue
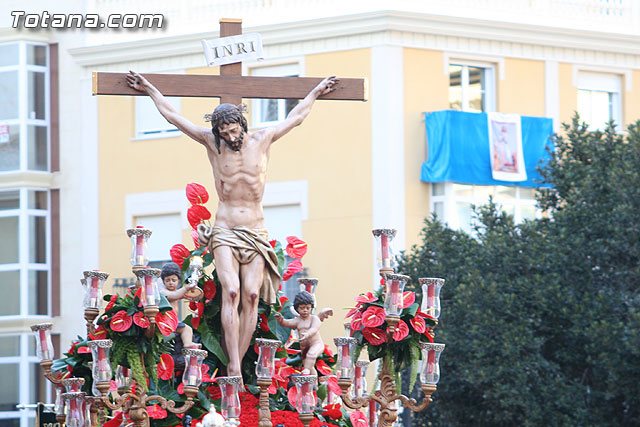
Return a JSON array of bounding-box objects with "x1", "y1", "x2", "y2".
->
[{"x1": 126, "y1": 71, "x2": 338, "y2": 377}]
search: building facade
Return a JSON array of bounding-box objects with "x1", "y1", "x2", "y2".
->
[{"x1": 1, "y1": 1, "x2": 639, "y2": 424}]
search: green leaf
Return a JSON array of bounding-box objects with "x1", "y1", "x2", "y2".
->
[{"x1": 199, "y1": 319, "x2": 228, "y2": 364}]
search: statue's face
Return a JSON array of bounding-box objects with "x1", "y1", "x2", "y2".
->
[
  {"x1": 163, "y1": 275, "x2": 180, "y2": 291},
  {"x1": 217, "y1": 122, "x2": 244, "y2": 151},
  {"x1": 297, "y1": 303, "x2": 313, "y2": 319}
]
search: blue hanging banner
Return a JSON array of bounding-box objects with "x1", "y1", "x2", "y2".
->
[{"x1": 420, "y1": 110, "x2": 554, "y2": 188}]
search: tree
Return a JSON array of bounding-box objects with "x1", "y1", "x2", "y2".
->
[{"x1": 401, "y1": 117, "x2": 640, "y2": 426}]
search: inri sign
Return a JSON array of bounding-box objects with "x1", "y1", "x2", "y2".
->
[{"x1": 201, "y1": 33, "x2": 264, "y2": 67}]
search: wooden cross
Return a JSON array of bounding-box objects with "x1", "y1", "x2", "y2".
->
[{"x1": 92, "y1": 18, "x2": 368, "y2": 104}]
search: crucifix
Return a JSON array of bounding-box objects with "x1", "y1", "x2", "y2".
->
[{"x1": 92, "y1": 18, "x2": 367, "y2": 381}]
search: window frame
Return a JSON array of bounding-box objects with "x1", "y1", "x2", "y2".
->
[
  {"x1": 576, "y1": 70, "x2": 623, "y2": 131},
  {"x1": 133, "y1": 95, "x2": 181, "y2": 140},
  {"x1": 447, "y1": 58, "x2": 497, "y2": 113},
  {"x1": 0, "y1": 41, "x2": 50, "y2": 173}
]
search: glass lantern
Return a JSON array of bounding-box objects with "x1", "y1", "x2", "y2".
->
[
  {"x1": 291, "y1": 375, "x2": 317, "y2": 414},
  {"x1": 88, "y1": 340, "x2": 113, "y2": 383},
  {"x1": 419, "y1": 342, "x2": 445, "y2": 385},
  {"x1": 115, "y1": 365, "x2": 132, "y2": 389},
  {"x1": 255, "y1": 338, "x2": 281, "y2": 379},
  {"x1": 218, "y1": 376, "x2": 242, "y2": 419},
  {"x1": 352, "y1": 360, "x2": 369, "y2": 398},
  {"x1": 82, "y1": 270, "x2": 109, "y2": 310},
  {"x1": 54, "y1": 386, "x2": 65, "y2": 418},
  {"x1": 319, "y1": 375, "x2": 339, "y2": 405},
  {"x1": 297, "y1": 278, "x2": 318, "y2": 296},
  {"x1": 62, "y1": 392, "x2": 85, "y2": 427},
  {"x1": 30, "y1": 323, "x2": 54, "y2": 360},
  {"x1": 383, "y1": 273, "x2": 409, "y2": 316},
  {"x1": 182, "y1": 348, "x2": 207, "y2": 387},
  {"x1": 127, "y1": 226, "x2": 152, "y2": 267},
  {"x1": 333, "y1": 337, "x2": 356, "y2": 378},
  {"x1": 419, "y1": 278, "x2": 445, "y2": 319},
  {"x1": 62, "y1": 378, "x2": 85, "y2": 393},
  {"x1": 134, "y1": 268, "x2": 161, "y2": 306},
  {"x1": 372, "y1": 229, "x2": 397, "y2": 270}
]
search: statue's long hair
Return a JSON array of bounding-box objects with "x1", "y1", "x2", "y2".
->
[{"x1": 204, "y1": 103, "x2": 248, "y2": 154}]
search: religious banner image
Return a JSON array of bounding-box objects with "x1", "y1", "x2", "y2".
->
[{"x1": 487, "y1": 112, "x2": 527, "y2": 182}]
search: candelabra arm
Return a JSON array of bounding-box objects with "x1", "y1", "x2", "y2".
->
[
  {"x1": 146, "y1": 387, "x2": 197, "y2": 415},
  {"x1": 339, "y1": 392, "x2": 378, "y2": 411},
  {"x1": 98, "y1": 392, "x2": 132, "y2": 411},
  {"x1": 41, "y1": 360, "x2": 64, "y2": 386},
  {"x1": 397, "y1": 392, "x2": 433, "y2": 413}
]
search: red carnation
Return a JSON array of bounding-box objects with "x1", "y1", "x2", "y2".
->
[
  {"x1": 362, "y1": 327, "x2": 386, "y2": 345},
  {"x1": 285, "y1": 236, "x2": 308, "y2": 259},
  {"x1": 155, "y1": 310, "x2": 179, "y2": 336},
  {"x1": 185, "y1": 183, "x2": 209, "y2": 205},
  {"x1": 322, "y1": 403, "x2": 343, "y2": 420},
  {"x1": 170, "y1": 244, "x2": 191, "y2": 268},
  {"x1": 133, "y1": 312, "x2": 150, "y2": 328},
  {"x1": 207, "y1": 384, "x2": 222, "y2": 400},
  {"x1": 361, "y1": 306, "x2": 385, "y2": 328},
  {"x1": 110, "y1": 311, "x2": 132, "y2": 332},
  {"x1": 203, "y1": 279, "x2": 216, "y2": 301},
  {"x1": 282, "y1": 259, "x2": 303, "y2": 281},
  {"x1": 392, "y1": 319, "x2": 409, "y2": 341},
  {"x1": 400, "y1": 291, "x2": 416, "y2": 309},
  {"x1": 157, "y1": 353, "x2": 174, "y2": 380},
  {"x1": 410, "y1": 315, "x2": 426, "y2": 334},
  {"x1": 187, "y1": 205, "x2": 211, "y2": 229}
]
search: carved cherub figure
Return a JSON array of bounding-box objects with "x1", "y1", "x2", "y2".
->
[
  {"x1": 275, "y1": 291, "x2": 333, "y2": 375},
  {"x1": 160, "y1": 262, "x2": 201, "y2": 349}
]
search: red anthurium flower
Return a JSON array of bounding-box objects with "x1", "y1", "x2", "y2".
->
[
  {"x1": 393, "y1": 319, "x2": 409, "y2": 341},
  {"x1": 201, "y1": 364, "x2": 215, "y2": 383},
  {"x1": 196, "y1": 302, "x2": 205, "y2": 318},
  {"x1": 90, "y1": 324, "x2": 107, "y2": 340},
  {"x1": 189, "y1": 300, "x2": 198, "y2": 311},
  {"x1": 177, "y1": 382, "x2": 184, "y2": 395},
  {"x1": 133, "y1": 312, "x2": 150, "y2": 328},
  {"x1": 322, "y1": 403, "x2": 343, "y2": 420},
  {"x1": 267, "y1": 382, "x2": 277, "y2": 394},
  {"x1": 187, "y1": 205, "x2": 211, "y2": 229},
  {"x1": 207, "y1": 384, "x2": 222, "y2": 400},
  {"x1": 361, "y1": 306, "x2": 385, "y2": 328},
  {"x1": 157, "y1": 353, "x2": 174, "y2": 381},
  {"x1": 110, "y1": 311, "x2": 133, "y2": 332},
  {"x1": 285, "y1": 236, "x2": 308, "y2": 259},
  {"x1": 362, "y1": 327, "x2": 386, "y2": 345},
  {"x1": 424, "y1": 329, "x2": 434, "y2": 343},
  {"x1": 155, "y1": 310, "x2": 179, "y2": 336},
  {"x1": 278, "y1": 295, "x2": 288, "y2": 308},
  {"x1": 356, "y1": 292, "x2": 377, "y2": 304},
  {"x1": 400, "y1": 291, "x2": 416, "y2": 309},
  {"x1": 191, "y1": 315, "x2": 201, "y2": 330},
  {"x1": 350, "y1": 410, "x2": 368, "y2": 427},
  {"x1": 269, "y1": 239, "x2": 277, "y2": 249},
  {"x1": 287, "y1": 386, "x2": 297, "y2": 408},
  {"x1": 282, "y1": 260, "x2": 303, "y2": 281},
  {"x1": 350, "y1": 311, "x2": 363, "y2": 332},
  {"x1": 204, "y1": 279, "x2": 216, "y2": 301},
  {"x1": 105, "y1": 295, "x2": 118, "y2": 312},
  {"x1": 133, "y1": 287, "x2": 144, "y2": 308},
  {"x1": 315, "y1": 359, "x2": 333, "y2": 376},
  {"x1": 68, "y1": 342, "x2": 77, "y2": 355},
  {"x1": 345, "y1": 306, "x2": 360, "y2": 318},
  {"x1": 77, "y1": 346, "x2": 91, "y2": 354},
  {"x1": 170, "y1": 244, "x2": 191, "y2": 268},
  {"x1": 380, "y1": 277, "x2": 385, "y2": 287},
  {"x1": 185, "y1": 183, "x2": 209, "y2": 205},
  {"x1": 258, "y1": 313, "x2": 270, "y2": 331},
  {"x1": 327, "y1": 376, "x2": 342, "y2": 396},
  {"x1": 103, "y1": 412, "x2": 123, "y2": 427},
  {"x1": 147, "y1": 404, "x2": 167, "y2": 419},
  {"x1": 410, "y1": 315, "x2": 426, "y2": 334}
]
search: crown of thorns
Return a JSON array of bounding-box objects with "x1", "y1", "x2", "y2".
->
[{"x1": 204, "y1": 103, "x2": 248, "y2": 123}]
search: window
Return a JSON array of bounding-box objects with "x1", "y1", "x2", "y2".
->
[
  {"x1": 250, "y1": 63, "x2": 300, "y2": 127},
  {"x1": 449, "y1": 63, "x2": 495, "y2": 113},
  {"x1": 577, "y1": 71, "x2": 622, "y2": 131},
  {"x1": 0, "y1": 42, "x2": 49, "y2": 172},
  {"x1": 0, "y1": 334, "x2": 47, "y2": 427},
  {"x1": 431, "y1": 182, "x2": 538, "y2": 234},
  {"x1": 0, "y1": 189, "x2": 50, "y2": 317},
  {"x1": 135, "y1": 96, "x2": 180, "y2": 139}
]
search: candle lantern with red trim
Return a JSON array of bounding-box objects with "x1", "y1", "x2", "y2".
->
[
  {"x1": 62, "y1": 377, "x2": 85, "y2": 393},
  {"x1": 255, "y1": 338, "x2": 281, "y2": 379},
  {"x1": 419, "y1": 342, "x2": 445, "y2": 385},
  {"x1": 372, "y1": 229, "x2": 397, "y2": 271},
  {"x1": 383, "y1": 273, "x2": 409, "y2": 317},
  {"x1": 127, "y1": 226, "x2": 152, "y2": 267},
  {"x1": 182, "y1": 348, "x2": 208, "y2": 387},
  {"x1": 319, "y1": 375, "x2": 339, "y2": 405},
  {"x1": 115, "y1": 365, "x2": 132, "y2": 391},
  {"x1": 419, "y1": 278, "x2": 445, "y2": 319},
  {"x1": 334, "y1": 337, "x2": 357, "y2": 379},
  {"x1": 31, "y1": 323, "x2": 54, "y2": 361},
  {"x1": 62, "y1": 391, "x2": 85, "y2": 427},
  {"x1": 88, "y1": 339, "x2": 113, "y2": 387},
  {"x1": 134, "y1": 268, "x2": 162, "y2": 307},
  {"x1": 218, "y1": 376, "x2": 242, "y2": 420},
  {"x1": 292, "y1": 375, "x2": 317, "y2": 414},
  {"x1": 352, "y1": 360, "x2": 370, "y2": 398},
  {"x1": 82, "y1": 270, "x2": 109, "y2": 310}
]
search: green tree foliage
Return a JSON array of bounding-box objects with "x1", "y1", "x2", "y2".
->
[{"x1": 402, "y1": 117, "x2": 640, "y2": 426}]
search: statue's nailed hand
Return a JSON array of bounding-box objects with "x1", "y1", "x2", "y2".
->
[
  {"x1": 126, "y1": 70, "x2": 149, "y2": 93},
  {"x1": 316, "y1": 76, "x2": 340, "y2": 96}
]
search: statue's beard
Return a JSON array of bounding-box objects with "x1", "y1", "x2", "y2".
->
[{"x1": 224, "y1": 129, "x2": 244, "y2": 151}]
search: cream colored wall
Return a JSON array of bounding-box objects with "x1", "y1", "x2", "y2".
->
[
  {"x1": 558, "y1": 62, "x2": 577, "y2": 127},
  {"x1": 498, "y1": 58, "x2": 545, "y2": 116},
  {"x1": 403, "y1": 49, "x2": 449, "y2": 250},
  {"x1": 97, "y1": 50, "x2": 372, "y2": 349},
  {"x1": 624, "y1": 70, "x2": 640, "y2": 126}
]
